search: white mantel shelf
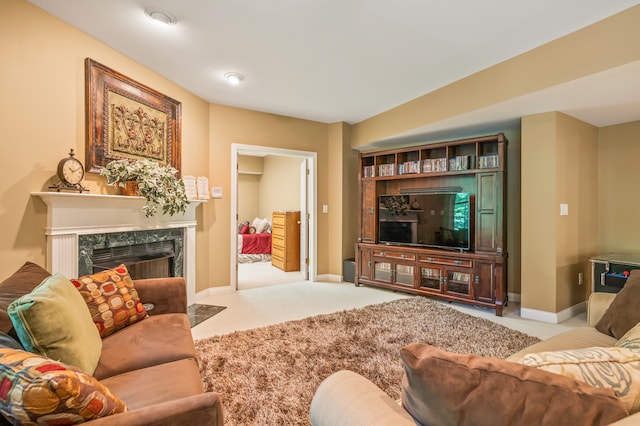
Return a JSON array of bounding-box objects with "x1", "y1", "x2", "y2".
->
[{"x1": 32, "y1": 192, "x2": 205, "y2": 304}]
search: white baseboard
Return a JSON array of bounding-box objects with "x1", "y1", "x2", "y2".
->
[
  {"x1": 508, "y1": 292, "x2": 521, "y2": 304},
  {"x1": 317, "y1": 274, "x2": 342, "y2": 283},
  {"x1": 520, "y1": 301, "x2": 587, "y2": 324},
  {"x1": 195, "y1": 285, "x2": 234, "y2": 302}
]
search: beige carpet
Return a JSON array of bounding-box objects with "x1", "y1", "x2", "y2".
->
[{"x1": 195, "y1": 297, "x2": 541, "y2": 426}]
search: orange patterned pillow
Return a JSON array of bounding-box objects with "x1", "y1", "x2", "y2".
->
[
  {"x1": 0, "y1": 348, "x2": 127, "y2": 424},
  {"x1": 72, "y1": 265, "x2": 147, "y2": 338}
]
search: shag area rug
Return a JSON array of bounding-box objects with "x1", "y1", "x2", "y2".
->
[{"x1": 195, "y1": 297, "x2": 540, "y2": 426}]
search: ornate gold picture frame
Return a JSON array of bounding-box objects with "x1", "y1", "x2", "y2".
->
[{"x1": 85, "y1": 58, "x2": 182, "y2": 175}]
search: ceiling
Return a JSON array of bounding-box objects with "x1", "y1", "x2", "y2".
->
[{"x1": 28, "y1": 0, "x2": 640, "y2": 142}]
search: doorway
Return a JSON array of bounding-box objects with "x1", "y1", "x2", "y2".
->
[{"x1": 230, "y1": 144, "x2": 317, "y2": 291}]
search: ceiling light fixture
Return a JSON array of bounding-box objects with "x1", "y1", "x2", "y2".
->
[
  {"x1": 144, "y1": 8, "x2": 177, "y2": 25},
  {"x1": 224, "y1": 72, "x2": 245, "y2": 85}
]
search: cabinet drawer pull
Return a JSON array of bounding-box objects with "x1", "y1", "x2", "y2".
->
[
  {"x1": 454, "y1": 260, "x2": 462, "y2": 265},
  {"x1": 401, "y1": 254, "x2": 406, "y2": 259},
  {"x1": 475, "y1": 276, "x2": 480, "y2": 284},
  {"x1": 380, "y1": 251, "x2": 385, "y2": 257},
  {"x1": 427, "y1": 257, "x2": 434, "y2": 262}
]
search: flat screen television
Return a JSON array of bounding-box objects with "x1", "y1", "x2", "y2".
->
[{"x1": 378, "y1": 192, "x2": 471, "y2": 251}]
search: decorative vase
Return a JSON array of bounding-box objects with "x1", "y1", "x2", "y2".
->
[{"x1": 121, "y1": 180, "x2": 139, "y2": 196}]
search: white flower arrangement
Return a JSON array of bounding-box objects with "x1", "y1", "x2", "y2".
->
[{"x1": 100, "y1": 158, "x2": 189, "y2": 217}]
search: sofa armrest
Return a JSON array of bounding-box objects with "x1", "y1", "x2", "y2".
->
[
  {"x1": 309, "y1": 370, "x2": 416, "y2": 426},
  {"x1": 88, "y1": 392, "x2": 223, "y2": 426},
  {"x1": 134, "y1": 277, "x2": 187, "y2": 315},
  {"x1": 587, "y1": 292, "x2": 617, "y2": 327}
]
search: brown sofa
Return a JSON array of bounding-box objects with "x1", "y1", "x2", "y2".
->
[
  {"x1": 309, "y1": 292, "x2": 640, "y2": 426},
  {"x1": 0, "y1": 263, "x2": 223, "y2": 425}
]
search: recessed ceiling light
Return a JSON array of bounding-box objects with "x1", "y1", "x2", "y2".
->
[
  {"x1": 224, "y1": 72, "x2": 245, "y2": 85},
  {"x1": 144, "y1": 8, "x2": 177, "y2": 25}
]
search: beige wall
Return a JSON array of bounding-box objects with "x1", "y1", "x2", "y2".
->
[
  {"x1": 238, "y1": 174, "x2": 261, "y2": 224},
  {"x1": 598, "y1": 121, "x2": 640, "y2": 253},
  {"x1": 259, "y1": 156, "x2": 301, "y2": 219},
  {"x1": 2, "y1": 1, "x2": 355, "y2": 293},
  {"x1": 521, "y1": 112, "x2": 598, "y2": 313},
  {"x1": 207, "y1": 104, "x2": 332, "y2": 285},
  {"x1": 1, "y1": 0, "x2": 211, "y2": 289}
]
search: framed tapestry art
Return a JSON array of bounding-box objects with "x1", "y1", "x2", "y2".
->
[{"x1": 85, "y1": 58, "x2": 182, "y2": 175}]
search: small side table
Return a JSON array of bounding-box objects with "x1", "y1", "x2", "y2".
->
[{"x1": 590, "y1": 253, "x2": 640, "y2": 293}]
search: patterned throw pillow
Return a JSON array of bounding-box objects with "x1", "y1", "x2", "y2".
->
[
  {"x1": 520, "y1": 346, "x2": 640, "y2": 413},
  {"x1": 617, "y1": 322, "x2": 640, "y2": 349},
  {"x1": 72, "y1": 265, "x2": 147, "y2": 338},
  {"x1": 0, "y1": 348, "x2": 127, "y2": 424}
]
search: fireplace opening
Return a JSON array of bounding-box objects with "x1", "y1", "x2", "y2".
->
[{"x1": 91, "y1": 240, "x2": 175, "y2": 280}]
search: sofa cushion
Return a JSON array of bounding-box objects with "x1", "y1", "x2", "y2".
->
[
  {"x1": 0, "y1": 262, "x2": 50, "y2": 336},
  {"x1": 617, "y1": 322, "x2": 640, "y2": 349},
  {"x1": 99, "y1": 358, "x2": 204, "y2": 410},
  {"x1": 72, "y1": 264, "x2": 148, "y2": 338},
  {"x1": 520, "y1": 346, "x2": 640, "y2": 413},
  {"x1": 93, "y1": 313, "x2": 196, "y2": 380},
  {"x1": 0, "y1": 348, "x2": 126, "y2": 425},
  {"x1": 596, "y1": 270, "x2": 640, "y2": 339},
  {"x1": 506, "y1": 326, "x2": 617, "y2": 362},
  {"x1": 400, "y1": 343, "x2": 628, "y2": 426},
  {"x1": 8, "y1": 274, "x2": 102, "y2": 375}
]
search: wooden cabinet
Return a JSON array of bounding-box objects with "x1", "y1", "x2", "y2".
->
[
  {"x1": 271, "y1": 211, "x2": 300, "y2": 272},
  {"x1": 360, "y1": 180, "x2": 377, "y2": 243},
  {"x1": 354, "y1": 133, "x2": 508, "y2": 316}
]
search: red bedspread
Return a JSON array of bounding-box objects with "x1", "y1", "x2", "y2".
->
[{"x1": 241, "y1": 233, "x2": 272, "y2": 254}]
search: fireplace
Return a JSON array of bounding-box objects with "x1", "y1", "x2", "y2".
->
[
  {"x1": 78, "y1": 229, "x2": 183, "y2": 278},
  {"x1": 32, "y1": 192, "x2": 204, "y2": 305},
  {"x1": 91, "y1": 240, "x2": 176, "y2": 280}
]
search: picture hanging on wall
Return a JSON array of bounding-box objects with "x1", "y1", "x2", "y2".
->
[{"x1": 85, "y1": 58, "x2": 182, "y2": 175}]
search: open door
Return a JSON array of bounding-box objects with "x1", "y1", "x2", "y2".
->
[{"x1": 300, "y1": 159, "x2": 309, "y2": 280}]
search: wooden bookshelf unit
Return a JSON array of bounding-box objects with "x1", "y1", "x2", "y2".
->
[{"x1": 355, "y1": 133, "x2": 508, "y2": 315}]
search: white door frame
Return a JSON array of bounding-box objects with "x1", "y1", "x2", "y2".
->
[{"x1": 230, "y1": 144, "x2": 318, "y2": 291}]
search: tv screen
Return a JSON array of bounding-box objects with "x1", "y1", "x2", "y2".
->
[{"x1": 378, "y1": 192, "x2": 471, "y2": 250}]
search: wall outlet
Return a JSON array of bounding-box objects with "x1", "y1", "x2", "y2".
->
[{"x1": 578, "y1": 272, "x2": 584, "y2": 286}]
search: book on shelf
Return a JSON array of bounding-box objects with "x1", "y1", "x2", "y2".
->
[
  {"x1": 478, "y1": 154, "x2": 499, "y2": 169},
  {"x1": 377, "y1": 163, "x2": 396, "y2": 177},
  {"x1": 398, "y1": 160, "x2": 420, "y2": 175},
  {"x1": 363, "y1": 165, "x2": 376, "y2": 177},
  {"x1": 448, "y1": 155, "x2": 475, "y2": 171},
  {"x1": 422, "y1": 158, "x2": 447, "y2": 173}
]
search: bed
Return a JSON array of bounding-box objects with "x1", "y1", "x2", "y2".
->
[{"x1": 238, "y1": 232, "x2": 272, "y2": 263}]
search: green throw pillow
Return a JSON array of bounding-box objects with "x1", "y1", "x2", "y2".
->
[{"x1": 8, "y1": 274, "x2": 102, "y2": 375}]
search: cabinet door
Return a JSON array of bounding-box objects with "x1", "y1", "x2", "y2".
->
[
  {"x1": 444, "y1": 268, "x2": 473, "y2": 299},
  {"x1": 419, "y1": 265, "x2": 443, "y2": 294},
  {"x1": 372, "y1": 258, "x2": 415, "y2": 288},
  {"x1": 476, "y1": 172, "x2": 504, "y2": 253},
  {"x1": 358, "y1": 247, "x2": 372, "y2": 282},
  {"x1": 475, "y1": 260, "x2": 495, "y2": 303},
  {"x1": 361, "y1": 180, "x2": 376, "y2": 242}
]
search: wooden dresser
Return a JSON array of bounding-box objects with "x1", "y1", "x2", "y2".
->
[{"x1": 271, "y1": 211, "x2": 300, "y2": 272}]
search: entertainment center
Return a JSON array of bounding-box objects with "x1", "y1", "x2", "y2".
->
[{"x1": 355, "y1": 133, "x2": 507, "y2": 315}]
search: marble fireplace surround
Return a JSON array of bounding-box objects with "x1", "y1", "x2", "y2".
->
[{"x1": 32, "y1": 192, "x2": 204, "y2": 305}]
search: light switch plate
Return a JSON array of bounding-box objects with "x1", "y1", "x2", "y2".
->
[{"x1": 560, "y1": 203, "x2": 568, "y2": 216}]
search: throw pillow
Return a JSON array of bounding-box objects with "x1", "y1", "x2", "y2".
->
[
  {"x1": 596, "y1": 270, "x2": 640, "y2": 339},
  {"x1": 8, "y1": 274, "x2": 102, "y2": 375},
  {"x1": 0, "y1": 262, "x2": 51, "y2": 335},
  {"x1": 520, "y1": 346, "x2": 640, "y2": 413},
  {"x1": 71, "y1": 264, "x2": 147, "y2": 338},
  {"x1": 0, "y1": 348, "x2": 127, "y2": 424},
  {"x1": 255, "y1": 218, "x2": 269, "y2": 234},
  {"x1": 0, "y1": 332, "x2": 23, "y2": 351},
  {"x1": 617, "y1": 322, "x2": 640, "y2": 349},
  {"x1": 400, "y1": 343, "x2": 628, "y2": 426},
  {"x1": 240, "y1": 224, "x2": 250, "y2": 234}
]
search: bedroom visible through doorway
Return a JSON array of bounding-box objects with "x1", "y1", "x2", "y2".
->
[{"x1": 231, "y1": 144, "x2": 317, "y2": 291}]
